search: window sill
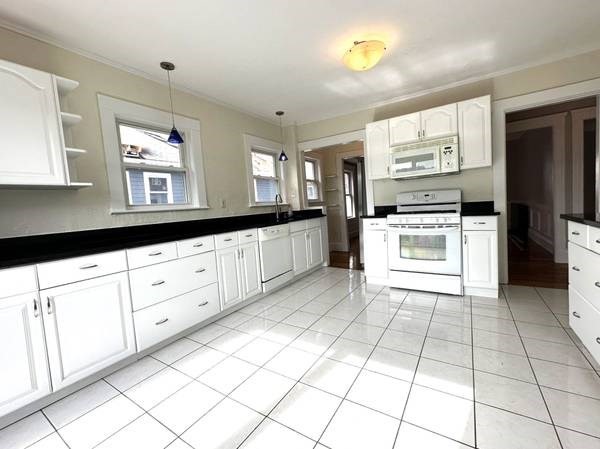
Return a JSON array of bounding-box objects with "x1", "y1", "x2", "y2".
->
[{"x1": 111, "y1": 205, "x2": 210, "y2": 214}]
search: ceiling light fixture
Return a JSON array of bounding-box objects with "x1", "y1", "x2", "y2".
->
[
  {"x1": 343, "y1": 40, "x2": 386, "y2": 71},
  {"x1": 276, "y1": 111, "x2": 288, "y2": 162},
  {"x1": 160, "y1": 61, "x2": 184, "y2": 144}
]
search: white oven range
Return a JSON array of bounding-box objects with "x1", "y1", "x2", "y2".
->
[{"x1": 386, "y1": 189, "x2": 463, "y2": 295}]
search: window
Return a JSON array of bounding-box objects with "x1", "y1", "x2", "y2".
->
[
  {"x1": 244, "y1": 134, "x2": 285, "y2": 205},
  {"x1": 344, "y1": 170, "x2": 355, "y2": 219},
  {"x1": 98, "y1": 95, "x2": 207, "y2": 213},
  {"x1": 304, "y1": 158, "x2": 321, "y2": 202}
]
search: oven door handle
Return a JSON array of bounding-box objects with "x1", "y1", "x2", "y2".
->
[{"x1": 387, "y1": 225, "x2": 460, "y2": 235}]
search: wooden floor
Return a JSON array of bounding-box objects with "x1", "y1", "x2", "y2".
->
[
  {"x1": 508, "y1": 237, "x2": 568, "y2": 289},
  {"x1": 329, "y1": 236, "x2": 363, "y2": 270}
]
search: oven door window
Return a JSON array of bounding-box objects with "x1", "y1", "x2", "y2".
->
[{"x1": 399, "y1": 234, "x2": 447, "y2": 261}]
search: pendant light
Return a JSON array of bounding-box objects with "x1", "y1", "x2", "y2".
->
[
  {"x1": 276, "y1": 111, "x2": 288, "y2": 162},
  {"x1": 160, "y1": 61, "x2": 184, "y2": 144}
]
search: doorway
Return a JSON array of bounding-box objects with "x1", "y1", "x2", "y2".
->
[
  {"x1": 301, "y1": 141, "x2": 367, "y2": 270},
  {"x1": 505, "y1": 97, "x2": 597, "y2": 288}
]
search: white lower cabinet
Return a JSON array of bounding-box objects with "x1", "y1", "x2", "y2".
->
[
  {"x1": 291, "y1": 231, "x2": 309, "y2": 275},
  {"x1": 40, "y1": 272, "x2": 136, "y2": 391},
  {"x1": 0, "y1": 293, "x2": 51, "y2": 416},
  {"x1": 291, "y1": 222, "x2": 323, "y2": 275},
  {"x1": 307, "y1": 226, "x2": 324, "y2": 268},
  {"x1": 363, "y1": 224, "x2": 388, "y2": 281},
  {"x1": 217, "y1": 242, "x2": 261, "y2": 310},
  {"x1": 462, "y1": 216, "x2": 498, "y2": 297}
]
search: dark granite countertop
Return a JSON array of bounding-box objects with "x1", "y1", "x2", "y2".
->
[
  {"x1": 560, "y1": 213, "x2": 600, "y2": 229},
  {"x1": 0, "y1": 209, "x2": 325, "y2": 269}
]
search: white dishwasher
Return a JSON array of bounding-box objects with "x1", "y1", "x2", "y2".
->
[{"x1": 258, "y1": 223, "x2": 294, "y2": 292}]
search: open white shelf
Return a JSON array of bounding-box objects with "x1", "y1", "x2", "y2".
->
[
  {"x1": 61, "y1": 112, "x2": 82, "y2": 128},
  {"x1": 67, "y1": 182, "x2": 93, "y2": 189},
  {"x1": 55, "y1": 76, "x2": 79, "y2": 96}
]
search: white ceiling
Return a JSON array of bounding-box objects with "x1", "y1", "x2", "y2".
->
[{"x1": 2, "y1": 0, "x2": 600, "y2": 125}]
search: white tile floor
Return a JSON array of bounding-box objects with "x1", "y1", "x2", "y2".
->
[{"x1": 2, "y1": 267, "x2": 600, "y2": 449}]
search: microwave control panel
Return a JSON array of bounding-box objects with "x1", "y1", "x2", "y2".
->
[{"x1": 440, "y1": 143, "x2": 459, "y2": 173}]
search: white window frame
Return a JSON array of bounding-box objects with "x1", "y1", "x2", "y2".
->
[
  {"x1": 344, "y1": 169, "x2": 356, "y2": 219},
  {"x1": 142, "y1": 171, "x2": 174, "y2": 204},
  {"x1": 243, "y1": 134, "x2": 287, "y2": 206},
  {"x1": 304, "y1": 157, "x2": 322, "y2": 204},
  {"x1": 98, "y1": 94, "x2": 208, "y2": 213}
]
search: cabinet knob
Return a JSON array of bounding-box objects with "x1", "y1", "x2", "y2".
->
[
  {"x1": 572, "y1": 231, "x2": 580, "y2": 236},
  {"x1": 195, "y1": 268, "x2": 206, "y2": 273},
  {"x1": 596, "y1": 239, "x2": 600, "y2": 244},
  {"x1": 572, "y1": 311, "x2": 581, "y2": 318},
  {"x1": 155, "y1": 318, "x2": 169, "y2": 325},
  {"x1": 595, "y1": 282, "x2": 600, "y2": 288},
  {"x1": 193, "y1": 242, "x2": 204, "y2": 248},
  {"x1": 572, "y1": 266, "x2": 581, "y2": 272},
  {"x1": 198, "y1": 301, "x2": 209, "y2": 307}
]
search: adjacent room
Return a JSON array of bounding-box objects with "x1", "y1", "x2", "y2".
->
[{"x1": 1, "y1": 2, "x2": 600, "y2": 449}]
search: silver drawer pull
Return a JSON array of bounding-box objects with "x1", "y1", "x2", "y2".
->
[
  {"x1": 572, "y1": 266, "x2": 581, "y2": 272},
  {"x1": 474, "y1": 222, "x2": 486, "y2": 225},
  {"x1": 33, "y1": 298, "x2": 40, "y2": 318},
  {"x1": 198, "y1": 301, "x2": 209, "y2": 307},
  {"x1": 47, "y1": 297, "x2": 53, "y2": 315},
  {"x1": 245, "y1": 234, "x2": 253, "y2": 238},
  {"x1": 224, "y1": 238, "x2": 233, "y2": 242},
  {"x1": 595, "y1": 282, "x2": 600, "y2": 288},
  {"x1": 152, "y1": 280, "x2": 165, "y2": 286},
  {"x1": 79, "y1": 263, "x2": 98, "y2": 270},
  {"x1": 193, "y1": 242, "x2": 204, "y2": 248},
  {"x1": 572, "y1": 311, "x2": 581, "y2": 318},
  {"x1": 596, "y1": 239, "x2": 600, "y2": 244},
  {"x1": 572, "y1": 231, "x2": 580, "y2": 236},
  {"x1": 195, "y1": 268, "x2": 206, "y2": 273},
  {"x1": 597, "y1": 337, "x2": 600, "y2": 345},
  {"x1": 155, "y1": 318, "x2": 169, "y2": 325},
  {"x1": 149, "y1": 251, "x2": 163, "y2": 256}
]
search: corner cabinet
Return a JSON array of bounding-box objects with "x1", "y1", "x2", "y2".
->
[
  {"x1": 365, "y1": 120, "x2": 390, "y2": 180},
  {"x1": 458, "y1": 95, "x2": 492, "y2": 170},
  {"x1": 0, "y1": 59, "x2": 91, "y2": 189},
  {"x1": 462, "y1": 216, "x2": 498, "y2": 298},
  {"x1": 40, "y1": 272, "x2": 136, "y2": 391}
]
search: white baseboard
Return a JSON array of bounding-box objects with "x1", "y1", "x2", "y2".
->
[{"x1": 464, "y1": 286, "x2": 499, "y2": 299}]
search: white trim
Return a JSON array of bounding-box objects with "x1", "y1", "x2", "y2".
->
[
  {"x1": 506, "y1": 113, "x2": 568, "y2": 264},
  {"x1": 97, "y1": 94, "x2": 208, "y2": 214},
  {"x1": 243, "y1": 134, "x2": 287, "y2": 206},
  {"x1": 492, "y1": 76, "x2": 600, "y2": 284},
  {"x1": 571, "y1": 106, "x2": 597, "y2": 213}
]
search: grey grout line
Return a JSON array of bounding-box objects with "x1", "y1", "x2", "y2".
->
[
  {"x1": 469, "y1": 294, "x2": 478, "y2": 448},
  {"x1": 501, "y1": 285, "x2": 565, "y2": 449}
]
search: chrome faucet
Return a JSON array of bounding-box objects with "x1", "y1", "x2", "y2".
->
[{"x1": 275, "y1": 194, "x2": 283, "y2": 222}]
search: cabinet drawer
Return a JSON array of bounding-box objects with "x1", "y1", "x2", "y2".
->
[
  {"x1": 290, "y1": 220, "x2": 307, "y2": 233},
  {"x1": 215, "y1": 232, "x2": 238, "y2": 249},
  {"x1": 568, "y1": 221, "x2": 588, "y2": 248},
  {"x1": 568, "y1": 242, "x2": 600, "y2": 309},
  {"x1": 0, "y1": 265, "x2": 37, "y2": 298},
  {"x1": 129, "y1": 252, "x2": 217, "y2": 310},
  {"x1": 569, "y1": 287, "x2": 600, "y2": 363},
  {"x1": 177, "y1": 235, "x2": 215, "y2": 257},
  {"x1": 260, "y1": 223, "x2": 290, "y2": 239},
  {"x1": 306, "y1": 218, "x2": 321, "y2": 230},
  {"x1": 133, "y1": 283, "x2": 220, "y2": 351},
  {"x1": 588, "y1": 226, "x2": 600, "y2": 255},
  {"x1": 238, "y1": 229, "x2": 258, "y2": 244},
  {"x1": 127, "y1": 242, "x2": 178, "y2": 269},
  {"x1": 363, "y1": 218, "x2": 386, "y2": 230},
  {"x1": 462, "y1": 216, "x2": 497, "y2": 231},
  {"x1": 37, "y1": 251, "x2": 127, "y2": 289}
]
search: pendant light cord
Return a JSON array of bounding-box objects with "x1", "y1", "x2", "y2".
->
[
  {"x1": 167, "y1": 70, "x2": 175, "y2": 127},
  {"x1": 279, "y1": 114, "x2": 284, "y2": 150}
]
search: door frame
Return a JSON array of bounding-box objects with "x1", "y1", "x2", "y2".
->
[
  {"x1": 492, "y1": 78, "x2": 600, "y2": 284},
  {"x1": 571, "y1": 106, "x2": 597, "y2": 213}
]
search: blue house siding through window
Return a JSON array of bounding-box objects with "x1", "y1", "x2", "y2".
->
[{"x1": 127, "y1": 169, "x2": 187, "y2": 205}]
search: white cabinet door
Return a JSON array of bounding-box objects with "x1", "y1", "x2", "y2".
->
[
  {"x1": 420, "y1": 104, "x2": 457, "y2": 140},
  {"x1": 217, "y1": 246, "x2": 243, "y2": 310},
  {"x1": 389, "y1": 112, "x2": 421, "y2": 145},
  {"x1": 307, "y1": 227, "x2": 324, "y2": 268},
  {"x1": 364, "y1": 230, "x2": 388, "y2": 278},
  {"x1": 240, "y1": 242, "x2": 262, "y2": 300},
  {"x1": 365, "y1": 120, "x2": 390, "y2": 179},
  {"x1": 462, "y1": 230, "x2": 498, "y2": 288},
  {"x1": 458, "y1": 95, "x2": 492, "y2": 170},
  {"x1": 41, "y1": 273, "x2": 135, "y2": 391},
  {"x1": 291, "y1": 231, "x2": 309, "y2": 275},
  {"x1": 0, "y1": 60, "x2": 66, "y2": 186},
  {"x1": 0, "y1": 293, "x2": 51, "y2": 416}
]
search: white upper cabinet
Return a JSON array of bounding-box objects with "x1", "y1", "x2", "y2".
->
[
  {"x1": 0, "y1": 292, "x2": 51, "y2": 416},
  {"x1": 365, "y1": 120, "x2": 390, "y2": 179},
  {"x1": 41, "y1": 272, "x2": 136, "y2": 391},
  {"x1": 0, "y1": 60, "x2": 66, "y2": 186},
  {"x1": 389, "y1": 112, "x2": 420, "y2": 145},
  {"x1": 420, "y1": 104, "x2": 458, "y2": 140},
  {"x1": 458, "y1": 95, "x2": 492, "y2": 170}
]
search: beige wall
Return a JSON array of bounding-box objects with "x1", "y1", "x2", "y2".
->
[
  {"x1": 296, "y1": 48, "x2": 600, "y2": 205},
  {"x1": 0, "y1": 27, "x2": 286, "y2": 238}
]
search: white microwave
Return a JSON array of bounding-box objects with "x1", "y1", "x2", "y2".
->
[{"x1": 390, "y1": 136, "x2": 460, "y2": 179}]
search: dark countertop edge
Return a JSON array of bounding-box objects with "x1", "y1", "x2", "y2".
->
[
  {"x1": 361, "y1": 201, "x2": 500, "y2": 219},
  {"x1": 0, "y1": 210, "x2": 325, "y2": 269},
  {"x1": 560, "y1": 214, "x2": 600, "y2": 229}
]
